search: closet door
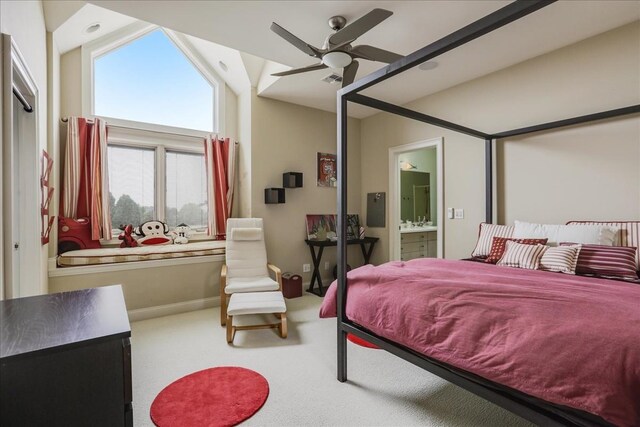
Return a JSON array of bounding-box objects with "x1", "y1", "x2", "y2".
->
[{"x1": 1, "y1": 33, "x2": 41, "y2": 299}]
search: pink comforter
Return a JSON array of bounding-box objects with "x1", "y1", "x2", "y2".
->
[{"x1": 320, "y1": 258, "x2": 640, "y2": 426}]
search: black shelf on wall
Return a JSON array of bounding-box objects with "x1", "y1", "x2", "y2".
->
[
  {"x1": 265, "y1": 172, "x2": 303, "y2": 204},
  {"x1": 283, "y1": 172, "x2": 303, "y2": 188},
  {"x1": 265, "y1": 188, "x2": 286, "y2": 204}
]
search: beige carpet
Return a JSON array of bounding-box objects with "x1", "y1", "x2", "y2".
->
[{"x1": 131, "y1": 294, "x2": 533, "y2": 426}]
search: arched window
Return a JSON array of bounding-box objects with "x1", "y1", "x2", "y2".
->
[{"x1": 82, "y1": 25, "x2": 224, "y2": 238}]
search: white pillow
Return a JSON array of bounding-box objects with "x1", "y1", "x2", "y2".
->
[
  {"x1": 513, "y1": 221, "x2": 616, "y2": 246},
  {"x1": 230, "y1": 227, "x2": 263, "y2": 241}
]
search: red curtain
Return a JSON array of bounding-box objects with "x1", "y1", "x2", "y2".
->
[
  {"x1": 61, "y1": 117, "x2": 112, "y2": 240},
  {"x1": 204, "y1": 135, "x2": 237, "y2": 239}
]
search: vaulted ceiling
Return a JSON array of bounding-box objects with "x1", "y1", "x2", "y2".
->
[{"x1": 49, "y1": 1, "x2": 640, "y2": 118}]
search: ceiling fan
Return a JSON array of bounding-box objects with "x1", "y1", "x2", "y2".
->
[{"x1": 270, "y1": 8, "x2": 403, "y2": 88}]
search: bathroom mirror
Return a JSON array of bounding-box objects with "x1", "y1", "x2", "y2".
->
[{"x1": 400, "y1": 171, "x2": 430, "y2": 222}]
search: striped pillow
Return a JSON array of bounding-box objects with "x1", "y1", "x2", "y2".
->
[
  {"x1": 497, "y1": 241, "x2": 548, "y2": 270},
  {"x1": 485, "y1": 237, "x2": 549, "y2": 264},
  {"x1": 471, "y1": 223, "x2": 514, "y2": 258},
  {"x1": 561, "y1": 243, "x2": 638, "y2": 281},
  {"x1": 539, "y1": 245, "x2": 582, "y2": 274},
  {"x1": 566, "y1": 221, "x2": 640, "y2": 269}
]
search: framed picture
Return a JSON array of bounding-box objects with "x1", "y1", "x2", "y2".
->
[
  {"x1": 346, "y1": 214, "x2": 360, "y2": 240},
  {"x1": 317, "y1": 152, "x2": 337, "y2": 187},
  {"x1": 306, "y1": 214, "x2": 337, "y2": 241}
]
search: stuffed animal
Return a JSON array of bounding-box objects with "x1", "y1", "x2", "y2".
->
[
  {"x1": 118, "y1": 224, "x2": 138, "y2": 248},
  {"x1": 171, "y1": 223, "x2": 191, "y2": 244},
  {"x1": 134, "y1": 220, "x2": 173, "y2": 245}
]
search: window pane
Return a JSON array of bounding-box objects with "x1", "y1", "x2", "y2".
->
[
  {"x1": 165, "y1": 151, "x2": 207, "y2": 232},
  {"x1": 108, "y1": 146, "x2": 155, "y2": 237},
  {"x1": 94, "y1": 29, "x2": 214, "y2": 132}
]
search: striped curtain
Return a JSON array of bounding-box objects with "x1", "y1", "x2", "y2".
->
[
  {"x1": 61, "y1": 117, "x2": 112, "y2": 240},
  {"x1": 204, "y1": 135, "x2": 237, "y2": 239}
]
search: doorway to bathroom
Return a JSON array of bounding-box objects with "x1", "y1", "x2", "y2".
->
[{"x1": 388, "y1": 138, "x2": 443, "y2": 261}]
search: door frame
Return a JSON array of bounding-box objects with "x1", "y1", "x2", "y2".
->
[
  {"x1": 388, "y1": 138, "x2": 443, "y2": 261},
  {"x1": 2, "y1": 34, "x2": 41, "y2": 299}
]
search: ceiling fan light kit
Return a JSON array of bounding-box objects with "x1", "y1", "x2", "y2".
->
[
  {"x1": 270, "y1": 8, "x2": 403, "y2": 88},
  {"x1": 322, "y1": 51, "x2": 352, "y2": 69}
]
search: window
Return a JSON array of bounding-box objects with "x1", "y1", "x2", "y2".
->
[
  {"x1": 86, "y1": 25, "x2": 221, "y2": 240},
  {"x1": 108, "y1": 146, "x2": 155, "y2": 237},
  {"x1": 93, "y1": 29, "x2": 215, "y2": 132},
  {"x1": 106, "y1": 138, "x2": 208, "y2": 239},
  {"x1": 165, "y1": 151, "x2": 207, "y2": 232}
]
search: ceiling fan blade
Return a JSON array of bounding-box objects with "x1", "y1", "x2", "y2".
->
[
  {"x1": 271, "y1": 63, "x2": 327, "y2": 77},
  {"x1": 329, "y1": 9, "x2": 393, "y2": 46},
  {"x1": 270, "y1": 22, "x2": 322, "y2": 57},
  {"x1": 351, "y1": 45, "x2": 403, "y2": 63},
  {"x1": 342, "y1": 60, "x2": 359, "y2": 88}
]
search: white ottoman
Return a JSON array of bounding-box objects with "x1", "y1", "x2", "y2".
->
[{"x1": 225, "y1": 291, "x2": 287, "y2": 343}]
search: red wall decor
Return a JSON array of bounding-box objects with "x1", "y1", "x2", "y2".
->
[{"x1": 40, "y1": 150, "x2": 54, "y2": 245}]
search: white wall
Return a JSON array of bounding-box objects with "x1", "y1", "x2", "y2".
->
[
  {"x1": 47, "y1": 32, "x2": 61, "y2": 259},
  {"x1": 1, "y1": 0, "x2": 49, "y2": 294},
  {"x1": 236, "y1": 88, "x2": 253, "y2": 218},
  {"x1": 49, "y1": 259, "x2": 222, "y2": 311},
  {"x1": 361, "y1": 22, "x2": 640, "y2": 263},
  {"x1": 250, "y1": 93, "x2": 363, "y2": 283}
]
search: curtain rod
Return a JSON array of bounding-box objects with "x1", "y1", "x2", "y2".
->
[
  {"x1": 60, "y1": 117, "x2": 238, "y2": 143},
  {"x1": 13, "y1": 85, "x2": 33, "y2": 113}
]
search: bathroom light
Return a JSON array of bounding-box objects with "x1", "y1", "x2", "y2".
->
[
  {"x1": 401, "y1": 161, "x2": 417, "y2": 170},
  {"x1": 322, "y1": 51, "x2": 352, "y2": 69}
]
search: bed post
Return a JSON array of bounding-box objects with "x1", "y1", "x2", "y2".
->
[
  {"x1": 485, "y1": 138, "x2": 493, "y2": 224},
  {"x1": 336, "y1": 93, "x2": 348, "y2": 382}
]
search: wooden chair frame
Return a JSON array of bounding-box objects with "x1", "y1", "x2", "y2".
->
[{"x1": 226, "y1": 312, "x2": 287, "y2": 344}]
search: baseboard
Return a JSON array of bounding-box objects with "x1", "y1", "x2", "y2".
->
[
  {"x1": 128, "y1": 296, "x2": 220, "y2": 322},
  {"x1": 127, "y1": 279, "x2": 332, "y2": 322}
]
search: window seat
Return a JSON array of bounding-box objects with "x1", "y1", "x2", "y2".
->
[{"x1": 57, "y1": 241, "x2": 225, "y2": 267}]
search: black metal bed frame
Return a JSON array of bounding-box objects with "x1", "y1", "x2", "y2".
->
[{"x1": 335, "y1": 1, "x2": 640, "y2": 425}]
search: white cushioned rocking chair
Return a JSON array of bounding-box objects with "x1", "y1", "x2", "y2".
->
[{"x1": 220, "y1": 219, "x2": 286, "y2": 342}]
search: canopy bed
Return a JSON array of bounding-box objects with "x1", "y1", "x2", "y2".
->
[{"x1": 329, "y1": 1, "x2": 640, "y2": 426}]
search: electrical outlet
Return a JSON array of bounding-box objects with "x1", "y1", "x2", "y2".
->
[
  {"x1": 447, "y1": 208, "x2": 454, "y2": 219},
  {"x1": 324, "y1": 261, "x2": 330, "y2": 270},
  {"x1": 303, "y1": 264, "x2": 311, "y2": 273},
  {"x1": 454, "y1": 208, "x2": 464, "y2": 219}
]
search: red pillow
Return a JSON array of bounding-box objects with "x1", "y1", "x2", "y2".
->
[
  {"x1": 486, "y1": 237, "x2": 548, "y2": 264},
  {"x1": 560, "y1": 243, "x2": 638, "y2": 281}
]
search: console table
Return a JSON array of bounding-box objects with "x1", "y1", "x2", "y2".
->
[
  {"x1": 0, "y1": 285, "x2": 132, "y2": 427},
  {"x1": 304, "y1": 237, "x2": 379, "y2": 296}
]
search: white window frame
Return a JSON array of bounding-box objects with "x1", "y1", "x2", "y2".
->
[
  {"x1": 81, "y1": 22, "x2": 226, "y2": 137},
  {"x1": 104, "y1": 126, "x2": 210, "y2": 245}
]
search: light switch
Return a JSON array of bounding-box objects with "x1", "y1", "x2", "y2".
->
[
  {"x1": 447, "y1": 208, "x2": 454, "y2": 219},
  {"x1": 454, "y1": 208, "x2": 464, "y2": 219}
]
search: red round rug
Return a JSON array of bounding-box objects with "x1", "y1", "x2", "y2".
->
[
  {"x1": 347, "y1": 333, "x2": 380, "y2": 349},
  {"x1": 150, "y1": 366, "x2": 269, "y2": 427}
]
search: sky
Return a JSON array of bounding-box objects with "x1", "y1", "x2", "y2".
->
[{"x1": 94, "y1": 29, "x2": 214, "y2": 132}]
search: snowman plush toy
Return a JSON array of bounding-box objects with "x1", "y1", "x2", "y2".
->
[{"x1": 172, "y1": 223, "x2": 192, "y2": 244}]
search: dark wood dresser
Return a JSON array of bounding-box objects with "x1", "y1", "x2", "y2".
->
[{"x1": 0, "y1": 285, "x2": 132, "y2": 427}]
